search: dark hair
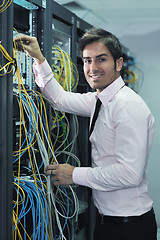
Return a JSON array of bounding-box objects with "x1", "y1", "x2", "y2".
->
[{"x1": 79, "y1": 27, "x2": 123, "y2": 64}]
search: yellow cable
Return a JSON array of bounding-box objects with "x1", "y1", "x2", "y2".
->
[
  {"x1": 0, "y1": 0, "x2": 13, "y2": 13},
  {"x1": 52, "y1": 45, "x2": 79, "y2": 91},
  {"x1": 13, "y1": 34, "x2": 56, "y2": 238},
  {"x1": 125, "y1": 69, "x2": 137, "y2": 83},
  {"x1": 13, "y1": 210, "x2": 32, "y2": 240},
  {"x1": 13, "y1": 28, "x2": 36, "y2": 88},
  {"x1": 12, "y1": 30, "x2": 79, "y2": 239},
  {"x1": 13, "y1": 182, "x2": 26, "y2": 205},
  {"x1": 0, "y1": 0, "x2": 5, "y2": 8},
  {"x1": 0, "y1": 43, "x2": 15, "y2": 75}
]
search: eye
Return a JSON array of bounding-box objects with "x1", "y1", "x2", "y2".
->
[
  {"x1": 84, "y1": 59, "x2": 92, "y2": 64},
  {"x1": 98, "y1": 58, "x2": 106, "y2": 62}
]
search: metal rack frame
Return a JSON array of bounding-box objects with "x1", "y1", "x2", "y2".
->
[
  {"x1": 0, "y1": 3, "x2": 13, "y2": 239},
  {"x1": 0, "y1": 0, "x2": 93, "y2": 239}
]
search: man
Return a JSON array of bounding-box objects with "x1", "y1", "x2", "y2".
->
[{"x1": 15, "y1": 28, "x2": 157, "y2": 240}]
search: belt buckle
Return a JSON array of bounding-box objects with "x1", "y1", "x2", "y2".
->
[
  {"x1": 123, "y1": 217, "x2": 129, "y2": 224},
  {"x1": 101, "y1": 215, "x2": 104, "y2": 224}
]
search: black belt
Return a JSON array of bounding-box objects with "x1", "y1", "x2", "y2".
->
[{"x1": 97, "y1": 208, "x2": 155, "y2": 225}]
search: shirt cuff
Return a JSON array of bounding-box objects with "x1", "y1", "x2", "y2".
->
[{"x1": 72, "y1": 167, "x2": 91, "y2": 187}]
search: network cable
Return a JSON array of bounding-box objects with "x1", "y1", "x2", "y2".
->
[
  {"x1": 0, "y1": 43, "x2": 16, "y2": 75},
  {"x1": 12, "y1": 33, "x2": 80, "y2": 239},
  {"x1": 0, "y1": 0, "x2": 13, "y2": 13}
]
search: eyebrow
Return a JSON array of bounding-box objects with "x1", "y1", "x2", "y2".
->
[{"x1": 82, "y1": 53, "x2": 108, "y2": 60}]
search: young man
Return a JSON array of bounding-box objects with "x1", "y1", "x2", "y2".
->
[{"x1": 15, "y1": 28, "x2": 157, "y2": 240}]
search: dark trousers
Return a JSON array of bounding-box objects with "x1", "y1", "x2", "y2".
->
[{"x1": 94, "y1": 209, "x2": 157, "y2": 240}]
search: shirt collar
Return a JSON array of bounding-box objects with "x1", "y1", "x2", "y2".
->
[{"x1": 97, "y1": 76, "x2": 125, "y2": 107}]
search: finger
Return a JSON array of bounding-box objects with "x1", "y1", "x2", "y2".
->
[
  {"x1": 14, "y1": 34, "x2": 31, "y2": 42},
  {"x1": 45, "y1": 163, "x2": 57, "y2": 177},
  {"x1": 13, "y1": 39, "x2": 24, "y2": 51},
  {"x1": 51, "y1": 170, "x2": 56, "y2": 176},
  {"x1": 45, "y1": 167, "x2": 56, "y2": 176},
  {"x1": 45, "y1": 164, "x2": 56, "y2": 171},
  {"x1": 45, "y1": 169, "x2": 54, "y2": 176},
  {"x1": 13, "y1": 40, "x2": 29, "y2": 51},
  {"x1": 14, "y1": 35, "x2": 35, "y2": 51}
]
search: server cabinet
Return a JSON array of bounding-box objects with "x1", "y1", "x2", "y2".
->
[
  {"x1": 12, "y1": 1, "x2": 53, "y2": 239},
  {"x1": 50, "y1": 3, "x2": 93, "y2": 239},
  {"x1": 0, "y1": 2, "x2": 13, "y2": 240},
  {"x1": 0, "y1": 0, "x2": 94, "y2": 239}
]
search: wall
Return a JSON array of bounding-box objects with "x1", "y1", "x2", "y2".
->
[{"x1": 103, "y1": 23, "x2": 160, "y2": 230}]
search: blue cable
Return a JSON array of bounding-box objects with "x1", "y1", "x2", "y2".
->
[
  {"x1": 13, "y1": 179, "x2": 50, "y2": 239},
  {"x1": 13, "y1": 93, "x2": 36, "y2": 163}
]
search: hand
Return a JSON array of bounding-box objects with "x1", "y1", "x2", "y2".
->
[
  {"x1": 45, "y1": 163, "x2": 75, "y2": 186},
  {"x1": 14, "y1": 35, "x2": 45, "y2": 65}
]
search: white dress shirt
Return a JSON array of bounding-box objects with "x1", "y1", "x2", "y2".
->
[{"x1": 34, "y1": 59, "x2": 154, "y2": 217}]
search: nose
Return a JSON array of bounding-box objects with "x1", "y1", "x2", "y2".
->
[{"x1": 90, "y1": 60, "x2": 99, "y2": 72}]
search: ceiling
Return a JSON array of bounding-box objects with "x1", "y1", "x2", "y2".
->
[{"x1": 54, "y1": 0, "x2": 160, "y2": 27}]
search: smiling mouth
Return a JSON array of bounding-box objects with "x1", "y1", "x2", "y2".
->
[{"x1": 90, "y1": 74, "x2": 102, "y2": 80}]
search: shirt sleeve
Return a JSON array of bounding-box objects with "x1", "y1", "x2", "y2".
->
[
  {"x1": 33, "y1": 59, "x2": 94, "y2": 117},
  {"x1": 73, "y1": 100, "x2": 154, "y2": 191}
]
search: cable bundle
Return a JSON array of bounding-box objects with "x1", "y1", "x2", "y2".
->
[
  {"x1": 125, "y1": 66, "x2": 144, "y2": 93},
  {"x1": 0, "y1": 0, "x2": 13, "y2": 13},
  {"x1": 13, "y1": 177, "x2": 49, "y2": 240},
  {"x1": 12, "y1": 34, "x2": 80, "y2": 239},
  {"x1": 123, "y1": 55, "x2": 144, "y2": 92},
  {"x1": 0, "y1": 43, "x2": 16, "y2": 75},
  {"x1": 52, "y1": 46, "x2": 79, "y2": 92}
]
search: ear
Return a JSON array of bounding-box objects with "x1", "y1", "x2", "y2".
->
[{"x1": 116, "y1": 57, "x2": 123, "y2": 71}]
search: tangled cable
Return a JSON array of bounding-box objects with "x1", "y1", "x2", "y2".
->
[
  {"x1": 12, "y1": 32, "x2": 80, "y2": 239},
  {"x1": 52, "y1": 46, "x2": 79, "y2": 92},
  {"x1": 123, "y1": 55, "x2": 144, "y2": 92},
  {"x1": 0, "y1": 43, "x2": 17, "y2": 75}
]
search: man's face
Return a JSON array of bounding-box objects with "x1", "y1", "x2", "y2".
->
[{"x1": 82, "y1": 42, "x2": 123, "y2": 93}]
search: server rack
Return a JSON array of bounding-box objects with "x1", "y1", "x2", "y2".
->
[
  {"x1": 0, "y1": 1, "x2": 49, "y2": 239},
  {"x1": 0, "y1": 0, "x2": 94, "y2": 239},
  {"x1": 0, "y1": 2, "x2": 14, "y2": 240},
  {"x1": 12, "y1": 0, "x2": 53, "y2": 239},
  {"x1": 50, "y1": 3, "x2": 93, "y2": 239}
]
